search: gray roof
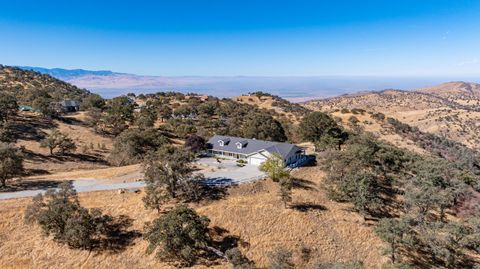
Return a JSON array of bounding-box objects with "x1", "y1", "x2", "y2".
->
[
  {"x1": 60, "y1": 100, "x2": 80, "y2": 107},
  {"x1": 207, "y1": 135, "x2": 303, "y2": 160}
]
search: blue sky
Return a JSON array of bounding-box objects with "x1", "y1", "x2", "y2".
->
[{"x1": 0, "y1": 0, "x2": 479, "y2": 76}]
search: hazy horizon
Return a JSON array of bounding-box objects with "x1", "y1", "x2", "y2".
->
[
  {"x1": 16, "y1": 65, "x2": 480, "y2": 100},
  {"x1": 2, "y1": 1, "x2": 480, "y2": 77}
]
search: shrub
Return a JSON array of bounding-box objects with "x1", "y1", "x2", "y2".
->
[
  {"x1": 267, "y1": 247, "x2": 294, "y2": 269},
  {"x1": 24, "y1": 182, "x2": 113, "y2": 249},
  {"x1": 371, "y1": 112, "x2": 386, "y2": 121},
  {"x1": 144, "y1": 206, "x2": 211, "y2": 266},
  {"x1": 226, "y1": 248, "x2": 255, "y2": 269},
  {"x1": 0, "y1": 143, "x2": 24, "y2": 187}
]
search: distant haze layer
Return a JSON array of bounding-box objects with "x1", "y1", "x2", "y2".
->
[{"x1": 19, "y1": 67, "x2": 480, "y2": 101}]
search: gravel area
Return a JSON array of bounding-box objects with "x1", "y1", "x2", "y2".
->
[{"x1": 198, "y1": 158, "x2": 266, "y2": 185}]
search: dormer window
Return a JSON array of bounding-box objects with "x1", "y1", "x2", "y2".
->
[
  {"x1": 218, "y1": 138, "x2": 230, "y2": 147},
  {"x1": 236, "y1": 140, "x2": 247, "y2": 149}
]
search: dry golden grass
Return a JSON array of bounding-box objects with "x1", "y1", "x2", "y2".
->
[
  {"x1": 331, "y1": 111, "x2": 428, "y2": 154},
  {"x1": 14, "y1": 112, "x2": 114, "y2": 174},
  {"x1": 23, "y1": 164, "x2": 142, "y2": 181},
  {"x1": 234, "y1": 95, "x2": 302, "y2": 123},
  {"x1": 0, "y1": 165, "x2": 388, "y2": 269},
  {"x1": 304, "y1": 82, "x2": 480, "y2": 150}
]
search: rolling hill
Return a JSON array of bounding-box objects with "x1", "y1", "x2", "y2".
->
[
  {"x1": 304, "y1": 82, "x2": 480, "y2": 149},
  {"x1": 0, "y1": 65, "x2": 91, "y2": 105}
]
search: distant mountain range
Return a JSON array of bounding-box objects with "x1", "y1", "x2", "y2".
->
[
  {"x1": 17, "y1": 66, "x2": 480, "y2": 100},
  {"x1": 19, "y1": 66, "x2": 122, "y2": 79}
]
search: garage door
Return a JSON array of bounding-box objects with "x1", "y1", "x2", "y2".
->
[{"x1": 248, "y1": 157, "x2": 266, "y2": 166}]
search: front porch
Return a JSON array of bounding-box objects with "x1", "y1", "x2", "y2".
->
[{"x1": 207, "y1": 149, "x2": 247, "y2": 160}]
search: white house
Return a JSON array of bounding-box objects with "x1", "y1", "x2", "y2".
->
[{"x1": 206, "y1": 135, "x2": 305, "y2": 167}]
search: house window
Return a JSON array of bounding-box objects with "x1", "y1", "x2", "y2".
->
[{"x1": 219, "y1": 141, "x2": 224, "y2": 147}]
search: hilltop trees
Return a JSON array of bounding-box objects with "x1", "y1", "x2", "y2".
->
[
  {"x1": 40, "y1": 130, "x2": 77, "y2": 155},
  {"x1": 185, "y1": 134, "x2": 207, "y2": 154},
  {"x1": 135, "y1": 104, "x2": 158, "y2": 128},
  {"x1": 93, "y1": 96, "x2": 136, "y2": 135},
  {"x1": 89, "y1": 110, "x2": 129, "y2": 136},
  {"x1": 243, "y1": 112, "x2": 287, "y2": 142},
  {"x1": 375, "y1": 218, "x2": 411, "y2": 264},
  {"x1": 299, "y1": 112, "x2": 348, "y2": 150},
  {"x1": 323, "y1": 134, "x2": 410, "y2": 216},
  {"x1": 0, "y1": 124, "x2": 15, "y2": 143},
  {"x1": 108, "y1": 96, "x2": 135, "y2": 122},
  {"x1": 144, "y1": 206, "x2": 211, "y2": 266},
  {"x1": 0, "y1": 143, "x2": 24, "y2": 187},
  {"x1": 157, "y1": 105, "x2": 172, "y2": 122},
  {"x1": 0, "y1": 66, "x2": 90, "y2": 106},
  {"x1": 32, "y1": 94, "x2": 57, "y2": 118},
  {"x1": 321, "y1": 132, "x2": 480, "y2": 267},
  {"x1": 0, "y1": 93, "x2": 18, "y2": 143},
  {"x1": 298, "y1": 112, "x2": 337, "y2": 141},
  {"x1": 108, "y1": 128, "x2": 169, "y2": 166},
  {"x1": 0, "y1": 92, "x2": 18, "y2": 123},
  {"x1": 81, "y1": 94, "x2": 105, "y2": 110}
]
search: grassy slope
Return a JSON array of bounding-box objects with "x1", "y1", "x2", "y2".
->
[
  {"x1": 0, "y1": 164, "x2": 387, "y2": 269},
  {"x1": 0, "y1": 66, "x2": 90, "y2": 105},
  {"x1": 12, "y1": 112, "x2": 114, "y2": 176},
  {"x1": 304, "y1": 82, "x2": 480, "y2": 150}
]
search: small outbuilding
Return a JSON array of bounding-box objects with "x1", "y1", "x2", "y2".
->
[{"x1": 55, "y1": 100, "x2": 81, "y2": 112}]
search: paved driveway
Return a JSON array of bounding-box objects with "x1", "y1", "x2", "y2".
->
[
  {"x1": 0, "y1": 158, "x2": 265, "y2": 200},
  {"x1": 0, "y1": 179, "x2": 145, "y2": 200},
  {"x1": 198, "y1": 158, "x2": 266, "y2": 185}
]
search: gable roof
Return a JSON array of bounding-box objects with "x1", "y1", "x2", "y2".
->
[
  {"x1": 207, "y1": 135, "x2": 303, "y2": 160},
  {"x1": 60, "y1": 100, "x2": 80, "y2": 107}
]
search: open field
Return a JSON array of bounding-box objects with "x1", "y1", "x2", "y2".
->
[{"x1": 0, "y1": 164, "x2": 387, "y2": 269}]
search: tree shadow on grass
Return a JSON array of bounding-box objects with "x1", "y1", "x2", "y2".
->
[
  {"x1": 209, "y1": 226, "x2": 243, "y2": 252},
  {"x1": 21, "y1": 148, "x2": 109, "y2": 166},
  {"x1": 291, "y1": 177, "x2": 316, "y2": 191},
  {"x1": 0, "y1": 180, "x2": 64, "y2": 192},
  {"x1": 186, "y1": 183, "x2": 230, "y2": 204},
  {"x1": 9, "y1": 114, "x2": 57, "y2": 141},
  {"x1": 200, "y1": 185, "x2": 229, "y2": 201},
  {"x1": 203, "y1": 226, "x2": 251, "y2": 265},
  {"x1": 291, "y1": 202, "x2": 327, "y2": 212},
  {"x1": 58, "y1": 115, "x2": 85, "y2": 126},
  {"x1": 95, "y1": 215, "x2": 142, "y2": 254}
]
